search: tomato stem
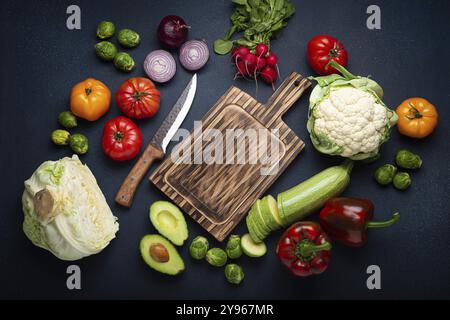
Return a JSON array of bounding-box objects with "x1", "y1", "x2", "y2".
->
[
  {"x1": 114, "y1": 131, "x2": 124, "y2": 141},
  {"x1": 132, "y1": 91, "x2": 151, "y2": 101},
  {"x1": 329, "y1": 43, "x2": 341, "y2": 58},
  {"x1": 85, "y1": 88, "x2": 92, "y2": 96},
  {"x1": 405, "y1": 102, "x2": 423, "y2": 119}
]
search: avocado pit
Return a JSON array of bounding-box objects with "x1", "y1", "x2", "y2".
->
[{"x1": 150, "y1": 243, "x2": 170, "y2": 263}]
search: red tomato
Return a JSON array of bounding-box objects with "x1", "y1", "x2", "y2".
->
[
  {"x1": 116, "y1": 77, "x2": 160, "y2": 119},
  {"x1": 307, "y1": 35, "x2": 348, "y2": 75},
  {"x1": 102, "y1": 116, "x2": 143, "y2": 161}
]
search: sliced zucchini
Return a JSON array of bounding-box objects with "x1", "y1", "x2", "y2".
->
[
  {"x1": 251, "y1": 200, "x2": 271, "y2": 234},
  {"x1": 246, "y1": 214, "x2": 263, "y2": 243},
  {"x1": 241, "y1": 234, "x2": 267, "y2": 258},
  {"x1": 258, "y1": 195, "x2": 282, "y2": 231}
]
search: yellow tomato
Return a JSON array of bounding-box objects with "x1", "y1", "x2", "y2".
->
[
  {"x1": 396, "y1": 97, "x2": 438, "y2": 138},
  {"x1": 70, "y1": 78, "x2": 111, "y2": 121}
]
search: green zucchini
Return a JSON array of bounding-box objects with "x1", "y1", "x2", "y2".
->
[
  {"x1": 248, "y1": 210, "x2": 269, "y2": 243},
  {"x1": 259, "y1": 195, "x2": 282, "y2": 230},
  {"x1": 246, "y1": 213, "x2": 263, "y2": 243},
  {"x1": 253, "y1": 200, "x2": 272, "y2": 234},
  {"x1": 277, "y1": 159, "x2": 353, "y2": 226},
  {"x1": 241, "y1": 234, "x2": 267, "y2": 258}
]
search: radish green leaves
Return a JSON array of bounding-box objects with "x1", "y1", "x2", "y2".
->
[{"x1": 214, "y1": 0, "x2": 295, "y2": 55}]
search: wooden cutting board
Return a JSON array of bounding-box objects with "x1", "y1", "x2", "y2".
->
[{"x1": 150, "y1": 72, "x2": 310, "y2": 241}]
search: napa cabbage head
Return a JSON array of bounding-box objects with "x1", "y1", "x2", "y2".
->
[
  {"x1": 307, "y1": 61, "x2": 398, "y2": 160},
  {"x1": 22, "y1": 155, "x2": 119, "y2": 261}
]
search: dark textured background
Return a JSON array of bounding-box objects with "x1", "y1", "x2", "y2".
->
[{"x1": 1, "y1": 0, "x2": 449, "y2": 299}]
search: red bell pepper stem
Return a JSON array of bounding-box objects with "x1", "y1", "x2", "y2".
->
[
  {"x1": 296, "y1": 240, "x2": 332, "y2": 259},
  {"x1": 366, "y1": 212, "x2": 400, "y2": 229}
]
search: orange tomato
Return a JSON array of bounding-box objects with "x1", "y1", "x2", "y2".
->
[
  {"x1": 70, "y1": 78, "x2": 111, "y2": 121},
  {"x1": 396, "y1": 97, "x2": 438, "y2": 138}
]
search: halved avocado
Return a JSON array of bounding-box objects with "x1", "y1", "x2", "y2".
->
[
  {"x1": 140, "y1": 234, "x2": 185, "y2": 275},
  {"x1": 259, "y1": 195, "x2": 282, "y2": 230},
  {"x1": 149, "y1": 201, "x2": 188, "y2": 246}
]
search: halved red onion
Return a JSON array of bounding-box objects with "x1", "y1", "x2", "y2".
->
[
  {"x1": 179, "y1": 40, "x2": 209, "y2": 71},
  {"x1": 144, "y1": 50, "x2": 176, "y2": 83}
]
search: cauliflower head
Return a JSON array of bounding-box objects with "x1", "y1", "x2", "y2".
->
[{"x1": 307, "y1": 61, "x2": 398, "y2": 160}]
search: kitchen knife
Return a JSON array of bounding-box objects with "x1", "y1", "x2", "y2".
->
[{"x1": 115, "y1": 74, "x2": 197, "y2": 207}]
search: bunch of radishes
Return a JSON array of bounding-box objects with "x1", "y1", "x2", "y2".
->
[{"x1": 231, "y1": 43, "x2": 279, "y2": 87}]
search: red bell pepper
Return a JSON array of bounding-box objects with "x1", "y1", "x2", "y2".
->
[
  {"x1": 319, "y1": 198, "x2": 400, "y2": 247},
  {"x1": 276, "y1": 222, "x2": 332, "y2": 277}
]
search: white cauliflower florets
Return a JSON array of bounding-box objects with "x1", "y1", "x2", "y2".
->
[{"x1": 313, "y1": 87, "x2": 388, "y2": 157}]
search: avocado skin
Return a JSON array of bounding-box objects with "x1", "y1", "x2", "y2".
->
[
  {"x1": 149, "y1": 201, "x2": 188, "y2": 246},
  {"x1": 140, "y1": 234, "x2": 185, "y2": 275}
]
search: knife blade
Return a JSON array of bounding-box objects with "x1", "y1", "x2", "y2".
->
[{"x1": 115, "y1": 74, "x2": 197, "y2": 207}]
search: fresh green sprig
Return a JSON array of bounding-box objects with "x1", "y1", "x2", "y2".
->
[{"x1": 214, "y1": 0, "x2": 295, "y2": 54}]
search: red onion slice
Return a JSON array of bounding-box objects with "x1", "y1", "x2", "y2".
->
[
  {"x1": 144, "y1": 50, "x2": 176, "y2": 83},
  {"x1": 179, "y1": 40, "x2": 209, "y2": 71}
]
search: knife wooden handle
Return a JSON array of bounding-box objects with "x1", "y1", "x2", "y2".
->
[{"x1": 115, "y1": 144, "x2": 164, "y2": 207}]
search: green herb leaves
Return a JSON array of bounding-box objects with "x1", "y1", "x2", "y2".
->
[
  {"x1": 214, "y1": 39, "x2": 234, "y2": 55},
  {"x1": 213, "y1": 0, "x2": 295, "y2": 55}
]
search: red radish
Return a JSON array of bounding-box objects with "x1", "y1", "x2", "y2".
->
[
  {"x1": 243, "y1": 53, "x2": 257, "y2": 73},
  {"x1": 256, "y1": 57, "x2": 267, "y2": 71},
  {"x1": 266, "y1": 52, "x2": 278, "y2": 66},
  {"x1": 260, "y1": 65, "x2": 278, "y2": 84},
  {"x1": 231, "y1": 47, "x2": 239, "y2": 60},
  {"x1": 237, "y1": 46, "x2": 250, "y2": 58},
  {"x1": 236, "y1": 60, "x2": 250, "y2": 77},
  {"x1": 255, "y1": 43, "x2": 269, "y2": 57}
]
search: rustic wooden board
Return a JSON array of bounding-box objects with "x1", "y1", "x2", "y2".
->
[{"x1": 150, "y1": 72, "x2": 310, "y2": 241}]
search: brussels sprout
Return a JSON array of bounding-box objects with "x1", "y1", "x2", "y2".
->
[
  {"x1": 114, "y1": 52, "x2": 135, "y2": 72},
  {"x1": 395, "y1": 149, "x2": 422, "y2": 170},
  {"x1": 206, "y1": 248, "x2": 227, "y2": 267},
  {"x1": 374, "y1": 164, "x2": 397, "y2": 185},
  {"x1": 95, "y1": 41, "x2": 117, "y2": 61},
  {"x1": 118, "y1": 28, "x2": 140, "y2": 48},
  {"x1": 58, "y1": 111, "x2": 77, "y2": 128},
  {"x1": 69, "y1": 133, "x2": 89, "y2": 155},
  {"x1": 224, "y1": 264, "x2": 244, "y2": 285},
  {"x1": 189, "y1": 236, "x2": 209, "y2": 260},
  {"x1": 96, "y1": 21, "x2": 115, "y2": 39},
  {"x1": 51, "y1": 129, "x2": 70, "y2": 146},
  {"x1": 393, "y1": 172, "x2": 411, "y2": 190},
  {"x1": 225, "y1": 235, "x2": 242, "y2": 259}
]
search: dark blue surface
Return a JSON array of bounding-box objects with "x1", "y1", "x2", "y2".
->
[{"x1": 1, "y1": 0, "x2": 449, "y2": 299}]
